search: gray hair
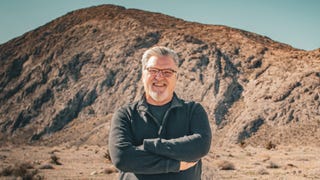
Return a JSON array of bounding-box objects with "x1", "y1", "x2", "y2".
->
[{"x1": 141, "y1": 46, "x2": 179, "y2": 69}]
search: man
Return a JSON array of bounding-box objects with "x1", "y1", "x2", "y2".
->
[{"x1": 109, "y1": 46, "x2": 212, "y2": 180}]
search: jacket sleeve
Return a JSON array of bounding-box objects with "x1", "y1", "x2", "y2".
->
[
  {"x1": 143, "y1": 103, "x2": 212, "y2": 162},
  {"x1": 108, "y1": 107, "x2": 180, "y2": 174}
]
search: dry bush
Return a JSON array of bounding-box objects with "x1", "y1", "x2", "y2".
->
[
  {"x1": 217, "y1": 160, "x2": 235, "y2": 170},
  {"x1": 287, "y1": 163, "x2": 297, "y2": 168},
  {"x1": 257, "y1": 168, "x2": 269, "y2": 175},
  {"x1": 266, "y1": 161, "x2": 280, "y2": 169},
  {"x1": 265, "y1": 141, "x2": 276, "y2": 150},
  {"x1": 239, "y1": 141, "x2": 246, "y2": 148},
  {"x1": 50, "y1": 154, "x2": 62, "y2": 165},
  {"x1": 104, "y1": 166, "x2": 118, "y2": 174},
  {"x1": 38, "y1": 164, "x2": 54, "y2": 169},
  {"x1": 0, "y1": 154, "x2": 7, "y2": 160},
  {"x1": 103, "y1": 149, "x2": 111, "y2": 161},
  {"x1": 0, "y1": 162, "x2": 41, "y2": 179}
]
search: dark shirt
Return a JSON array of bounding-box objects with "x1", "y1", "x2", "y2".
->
[
  {"x1": 108, "y1": 93, "x2": 212, "y2": 180},
  {"x1": 148, "y1": 102, "x2": 171, "y2": 125}
]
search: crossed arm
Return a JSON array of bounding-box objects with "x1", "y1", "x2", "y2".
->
[{"x1": 108, "y1": 105, "x2": 212, "y2": 174}]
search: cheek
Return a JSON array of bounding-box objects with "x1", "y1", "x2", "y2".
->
[
  {"x1": 169, "y1": 79, "x2": 177, "y2": 89},
  {"x1": 142, "y1": 74, "x2": 152, "y2": 86}
]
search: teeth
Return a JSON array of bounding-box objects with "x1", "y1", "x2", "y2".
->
[{"x1": 153, "y1": 82, "x2": 166, "y2": 87}]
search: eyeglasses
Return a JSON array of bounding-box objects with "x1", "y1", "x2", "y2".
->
[{"x1": 145, "y1": 67, "x2": 177, "y2": 77}]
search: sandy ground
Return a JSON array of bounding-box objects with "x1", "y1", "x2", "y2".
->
[
  {"x1": 202, "y1": 145, "x2": 320, "y2": 180},
  {"x1": 0, "y1": 144, "x2": 319, "y2": 179}
]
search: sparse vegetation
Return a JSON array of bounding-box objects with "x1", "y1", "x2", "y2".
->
[
  {"x1": 0, "y1": 162, "x2": 41, "y2": 179},
  {"x1": 265, "y1": 141, "x2": 277, "y2": 150},
  {"x1": 50, "y1": 154, "x2": 62, "y2": 165},
  {"x1": 266, "y1": 161, "x2": 280, "y2": 169},
  {"x1": 217, "y1": 160, "x2": 235, "y2": 170},
  {"x1": 104, "y1": 166, "x2": 118, "y2": 174},
  {"x1": 38, "y1": 164, "x2": 54, "y2": 169},
  {"x1": 257, "y1": 168, "x2": 269, "y2": 175},
  {"x1": 1, "y1": 145, "x2": 320, "y2": 179},
  {"x1": 103, "y1": 149, "x2": 111, "y2": 161}
]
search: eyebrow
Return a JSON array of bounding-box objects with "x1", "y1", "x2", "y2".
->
[{"x1": 147, "y1": 67, "x2": 177, "y2": 72}]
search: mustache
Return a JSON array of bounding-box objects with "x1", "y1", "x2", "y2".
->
[{"x1": 152, "y1": 80, "x2": 167, "y2": 84}]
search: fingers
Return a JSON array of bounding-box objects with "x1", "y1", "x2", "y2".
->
[{"x1": 179, "y1": 161, "x2": 198, "y2": 171}]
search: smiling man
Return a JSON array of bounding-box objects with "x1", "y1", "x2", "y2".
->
[
  {"x1": 142, "y1": 55, "x2": 177, "y2": 105},
  {"x1": 109, "y1": 46, "x2": 212, "y2": 180}
]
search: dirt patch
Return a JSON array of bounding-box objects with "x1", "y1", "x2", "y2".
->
[{"x1": 1, "y1": 144, "x2": 319, "y2": 179}]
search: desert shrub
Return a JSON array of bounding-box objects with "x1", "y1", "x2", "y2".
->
[
  {"x1": 0, "y1": 162, "x2": 40, "y2": 179},
  {"x1": 50, "y1": 154, "x2": 62, "y2": 165},
  {"x1": 257, "y1": 168, "x2": 269, "y2": 175},
  {"x1": 217, "y1": 160, "x2": 235, "y2": 170},
  {"x1": 38, "y1": 164, "x2": 54, "y2": 169},
  {"x1": 104, "y1": 166, "x2": 118, "y2": 174},
  {"x1": 103, "y1": 149, "x2": 111, "y2": 161},
  {"x1": 266, "y1": 161, "x2": 280, "y2": 168},
  {"x1": 265, "y1": 141, "x2": 276, "y2": 150}
]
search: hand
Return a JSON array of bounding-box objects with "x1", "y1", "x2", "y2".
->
[{"x1": 179, "y1": 161, "x2": 198, "y2": 171}]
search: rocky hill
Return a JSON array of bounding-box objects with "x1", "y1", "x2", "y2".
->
[{"x1": 0, "y1": 4, "x2": 319, "y2": 147}]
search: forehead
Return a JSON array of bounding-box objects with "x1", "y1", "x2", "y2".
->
[{"x1": 145, "y1": 56, "x2": 177, "y2": 68}]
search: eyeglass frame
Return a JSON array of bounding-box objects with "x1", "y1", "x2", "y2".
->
[{"x1": 145, "y1": 67, "x2": 177, "y2": 77}]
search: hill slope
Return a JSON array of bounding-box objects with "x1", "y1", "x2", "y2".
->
[{"x1": 0, "y1": 4, "x2": 319, "y2": 147}]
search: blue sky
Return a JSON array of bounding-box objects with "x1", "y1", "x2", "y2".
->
[{"x1": 0, "y1": 0, "x2": 319, "y2": 50}]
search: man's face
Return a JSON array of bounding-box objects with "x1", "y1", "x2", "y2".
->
[{"x1": 142, "y1": 55, "x2": 178, "y2": 105}]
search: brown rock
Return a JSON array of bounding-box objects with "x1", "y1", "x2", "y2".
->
[{"x1": 0, "y1": 4, "x2": 319, "y2": 149}]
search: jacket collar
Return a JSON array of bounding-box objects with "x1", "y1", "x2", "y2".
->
[{"x1": 137, "y1": 92, "x2": 183, "y2": 112}]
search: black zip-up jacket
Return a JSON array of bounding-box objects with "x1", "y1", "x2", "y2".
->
[{"x1": 108, "y1": 93, "x2": 212, "y2": 180}]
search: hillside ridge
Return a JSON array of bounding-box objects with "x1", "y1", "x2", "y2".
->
[{"x1": 0, "y1": 4, "x2": 319, "y2": 147}]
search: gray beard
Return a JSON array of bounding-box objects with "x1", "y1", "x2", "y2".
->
[{"x1": 149, "y1": 90, "x2": 169, "y2": 103}]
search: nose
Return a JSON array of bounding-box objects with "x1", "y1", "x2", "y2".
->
[{"x1": 154, "y1": 71, "x2": 165, "y2": 79}]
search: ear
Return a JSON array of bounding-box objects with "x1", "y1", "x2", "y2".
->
[{"x1": 141, "y1": 70, "x2": 147, "y2": 81}]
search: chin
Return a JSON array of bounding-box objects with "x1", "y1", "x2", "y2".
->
[{"x1": 150, "y1": 91, "x2": 169, "y2": 103}]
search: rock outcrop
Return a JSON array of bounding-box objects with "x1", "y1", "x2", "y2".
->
[{"x1": 0, "y1": 5, "x2": 319, "y2": 147}]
